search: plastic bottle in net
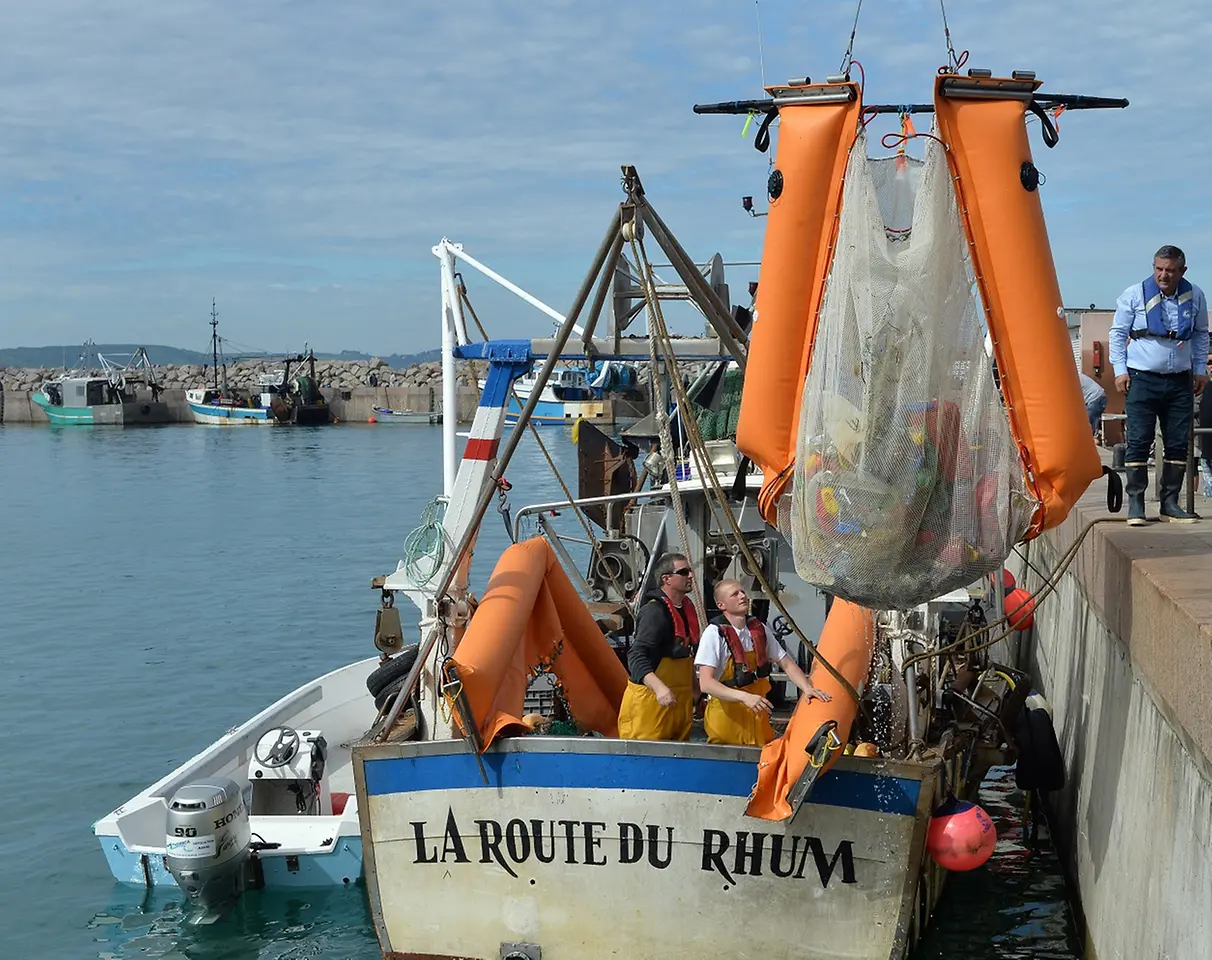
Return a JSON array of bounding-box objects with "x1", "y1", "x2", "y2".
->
[{"x1": 787, "y1": 131, "x2": 1036, "y2": 609}]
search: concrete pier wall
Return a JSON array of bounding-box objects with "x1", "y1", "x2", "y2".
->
[{"x1": 1021, "y1": 477, "x2": 1212, "y2": 960}]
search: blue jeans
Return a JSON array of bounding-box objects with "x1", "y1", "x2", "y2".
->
[
  {"x1": 1086, "y1": 394, "x2": 1107, "y2": 435},
  {"x1": 1124, "y1": 368, "x2": 1193, "y2": 463}
]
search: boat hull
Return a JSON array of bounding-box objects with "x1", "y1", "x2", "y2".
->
[
  {"x1": 94, "y1": 657, "x2": 382, "y2": 890},
  {"x1": 33, "y1": 393, "x2": 170, "y2": 426},
  {"x1": 504, "y1": 393, "x2": 608, "y2": 425},
  {"x1": 354, "y1": 737, "x2": 936, "y2": 960},
  {"x1": 187, "y1": 400, "x2": 275, "y2": 425}
]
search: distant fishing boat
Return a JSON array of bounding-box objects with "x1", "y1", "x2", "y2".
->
[
  {"x1": 33, "y1": 343, "x2": 169, "y2": 426},
  {"x1": 186, "y1": 302, "x2": 333, "y2": 426},
  {"x1": 371, "y1": 408, "x2": 442, "y2": 424}
]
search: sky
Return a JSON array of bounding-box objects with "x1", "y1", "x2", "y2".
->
[{"x1": 1, "y1": 0, "x2": 1209, "y2": 356}]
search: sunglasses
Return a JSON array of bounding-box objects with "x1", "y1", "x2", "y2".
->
[{"x1": 671, "y1": 567, "x2": 693, "y2": 577}]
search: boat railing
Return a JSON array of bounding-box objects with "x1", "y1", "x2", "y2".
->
[{"x1": 511, "y1": 488, "x2": 671, "y2": 543}]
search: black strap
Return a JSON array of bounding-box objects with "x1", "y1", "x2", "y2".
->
[
  {"x1": 1027, "y1": 99, "x2": 1059, "y2": 148},
  {"x1": 754, "y1": 108, "x2": 778, "y2": 153},
  {"x1": 1103, "y1": 465, "x2": 1123, "y2": 513}
]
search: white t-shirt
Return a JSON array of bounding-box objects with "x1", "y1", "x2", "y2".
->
[{"x1": 694, "y1": 620, "x2": 788, "y2": 673}]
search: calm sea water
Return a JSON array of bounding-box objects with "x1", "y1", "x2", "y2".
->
[{"x1": 0, "y1": 424, "x2": 1081, "y2": 959}]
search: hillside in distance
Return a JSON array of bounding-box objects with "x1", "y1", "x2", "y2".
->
[{"x1": 0, "y1": 344, "x2": 441, "y2": 370}]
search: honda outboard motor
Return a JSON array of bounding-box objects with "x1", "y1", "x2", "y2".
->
[{"x1": 164, "y1": 778, "x2": 251, "y2": 907}]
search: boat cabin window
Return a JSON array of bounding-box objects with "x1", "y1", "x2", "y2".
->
[
  {"x1": 86, "y1": 381, "x2": 108, "y2": 405},
  {"x1": 68, "y1": 382, "x2": 88, "y2": 406}
]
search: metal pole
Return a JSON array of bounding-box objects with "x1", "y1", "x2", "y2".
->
[
  {"x1": 374, "y1": 208, "x2": 624, "y2": 741},
  {"x1": 581, "y1": 233, "x2": 626, "y2": 351},
  {"x1": 641, "y1": 204, "x2": 748, "y2": 369},
  {"x1": 439, "y1": 256, "x2": 457, "y2": 496},
  {"x1": 1188, "y1": 401, "x2": 1197, "y2": 516}
]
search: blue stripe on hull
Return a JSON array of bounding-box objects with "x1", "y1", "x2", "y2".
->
[{"x1": 363, "y1": 750, "x2": 920, "y2": 816}]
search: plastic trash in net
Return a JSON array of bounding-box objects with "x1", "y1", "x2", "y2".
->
[{"x1": 787, "y1": 131, "x2": 1036, "y2": 609}]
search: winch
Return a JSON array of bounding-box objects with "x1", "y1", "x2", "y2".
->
[{"x1": 163, "y1": 777, "x2": 251, "y2": 907}]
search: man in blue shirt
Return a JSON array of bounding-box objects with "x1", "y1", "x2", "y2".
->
[{"x1": 1110, "y1": 245, "x2": 1210, "y2": 524}]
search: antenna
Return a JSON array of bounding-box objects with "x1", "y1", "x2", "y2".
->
[
  {"x1": 210, "y1": 299, "x2": 219, "y2": 392},
  {"x1": 754, "y1": 1, "x2": 767, "y2": 92}
]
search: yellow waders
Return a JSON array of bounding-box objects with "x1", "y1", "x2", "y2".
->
[
  {"x1": 704, "y1": 650, "x2": 776, "y2": 746},
  {"x1": 617, "y1": 655, "x2": 695, "y2": 741}
]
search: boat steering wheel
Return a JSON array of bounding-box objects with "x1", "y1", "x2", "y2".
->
[{"x1": 255, "y1": 726, "x2": 301, "y2": 769}]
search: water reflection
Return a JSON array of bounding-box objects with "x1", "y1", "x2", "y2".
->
[
  {"x1": 89, "y1": 886, "x2": 377, "y2": 960},
  {"x1": 914, "y1": 766, "x2": 1081, "y2": 959}
]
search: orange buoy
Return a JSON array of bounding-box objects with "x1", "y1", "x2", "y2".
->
[
  {"x1": 926, "y1": 797, "x2": 997, "y2": 871},
  {"x1": 367, "y1": 415, "x2": 377, "y2": 424},
  {"x1": 1004, "y1": 587, "x2": 1036, "y2": 630}
]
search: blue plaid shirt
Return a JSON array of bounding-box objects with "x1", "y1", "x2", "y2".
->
[{"x1": 1110, "y1": 281, "x2": 1209, "y2": 376}]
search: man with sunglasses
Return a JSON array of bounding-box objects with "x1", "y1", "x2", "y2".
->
[{"x1": 618, "y1": 553, "x2": 702, "y2": 741}]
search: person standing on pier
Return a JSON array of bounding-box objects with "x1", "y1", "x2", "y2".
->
[
  {"x1": 617, "y1": 553, "x2": 701, "y2": 741},
  {"x1": 1109, "y1": 245, "x2": 1209, "y2": 524}
]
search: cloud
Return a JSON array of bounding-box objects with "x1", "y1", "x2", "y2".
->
[{"x1": 0, "y1": 0, "x2": 1208, "y2": 352}]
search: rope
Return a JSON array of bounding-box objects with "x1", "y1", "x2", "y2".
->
[
  {"x1": 900, "y1": 517, "x2": 1119, "y2": 672},
  {"x1": 400, "y1": 497, "x2": 449, "y2": 586},
  {"x1": 629, "y1": 231, "x2": 863, "y2": 704},
  {"x1": 838, "y1": 0, "x2": 864, "y2": 75},
  {"x1": 636, "y1": 253, "x2": 707, "y2": 620},
  {"x1": 936, "y1": 0, "x2": 967, "y2": 74}
]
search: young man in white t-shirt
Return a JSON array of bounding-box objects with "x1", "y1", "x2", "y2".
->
[{"x1": 694, "y1": 579, "x2": 831, "y2": 746}]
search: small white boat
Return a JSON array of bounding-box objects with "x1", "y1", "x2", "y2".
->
[
  {"x1": 371, "y1": 407, "x2": 442, "y2": 424},
  {"x1": 93, "y1": 654, "x2": 415, "y2": 898}
]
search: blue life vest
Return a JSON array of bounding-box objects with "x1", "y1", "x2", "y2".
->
[{"x1": 1136, "y1": 276, "x2": 1195, "y2": 341}]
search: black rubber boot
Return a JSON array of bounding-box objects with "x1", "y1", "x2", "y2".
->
[
  {"x1": 1159, "y1": 461, "x2": 1200, "y2": 523},
  {"x1": 1125, "y1": 464, "x2": 1149, "y2": 526}
]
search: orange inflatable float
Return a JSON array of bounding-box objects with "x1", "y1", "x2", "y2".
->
[
  {"x1": 738, "y1": 73, "x2": 1100, "y2": 539},
  {"x1": 445, "y1": 537, "x2": 629, "y2": 750},
  {"x1": 932, "y1": 73, "x2": 1100, "y2": 535},
  {"x1": 746, "y1": 598, "x2": 875, "y2": 821},
  {"x1": 735, "y1": 80, "x2": 863, "y2": 523}
]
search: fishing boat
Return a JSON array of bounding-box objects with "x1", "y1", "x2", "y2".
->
[
  {"x1": 186, "y1": 304, "x2": 334, "y2": 426},
  {"x1": 339, "y1": 105, "x2": 1128, "y2": 951},
  {"x1": 370, "y1": 407, "x2": 442, "y2": 425},
  {"x1": 33, "y1": 344, "x2": 169, "y2": 426}
]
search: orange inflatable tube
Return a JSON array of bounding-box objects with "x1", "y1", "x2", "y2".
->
[
  {"x1": 746, "y1": 599, "x2": 874, "y2": 821},
  {"x1": 734, "y1": 82, "x2": 863, "y2": 523},
  {"x1": 933, "y1": 73, "x2": 1100, "y2": 534},
  {"x1": 447, "y1": 537, "x2": 629, "y2": 750}
]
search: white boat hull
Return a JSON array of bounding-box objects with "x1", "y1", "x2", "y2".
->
[
  {"x1": 355, "y1": 738, "x2": 936, "y2": 960},
  {"x1": 96, "y1": 657, "x2": 384, "y2": 889}
]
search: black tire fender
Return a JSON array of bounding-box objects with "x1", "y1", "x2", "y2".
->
[
  {"x1": 1012, "y1": 704, "x2": 1066, "y2": 792},
  {"x1": 366, "y1": 644, "x2": 420, "y2": 697},
  {"x1": 374, "y1": 677, "x2": 406, "y2": 712}
]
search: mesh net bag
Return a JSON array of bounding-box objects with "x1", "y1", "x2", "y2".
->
[{"x1": 784, "y1": 131, "x2": 1036, "y2": 609}]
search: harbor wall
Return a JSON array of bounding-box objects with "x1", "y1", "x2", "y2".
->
[{"x1": 1017, "y1": 471, "x2": 1212, "y2": 960}]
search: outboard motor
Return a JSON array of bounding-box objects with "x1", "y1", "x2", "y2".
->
[{"x1": 164, "y1": 778, "x2": 251, "y2": 907}]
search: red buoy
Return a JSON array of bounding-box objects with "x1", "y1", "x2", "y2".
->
[
  {"x1": 1002, "y1": 568, "x2": 1016, "y2": 591},
  {"x1": 926, "y1": 797, "x2": 997, "y2": 871},
  {"x1": 367, "y1": 416, "x2": 377, "y2": 424},
  {"x1": 1004, "y1": 587, "x2": 1035, "y2": 630}
]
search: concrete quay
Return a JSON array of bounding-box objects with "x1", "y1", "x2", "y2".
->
[{"x1": 1017, "y1": 453, "x2": 1212, "y2": 960}]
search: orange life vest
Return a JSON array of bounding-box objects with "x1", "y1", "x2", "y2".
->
[
  {"x1": 659, "y1": 596, "x2": 701, "y2": 657},
  {"x1": 719, "y1": 618, "x2": 772, "y2": 688}
]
